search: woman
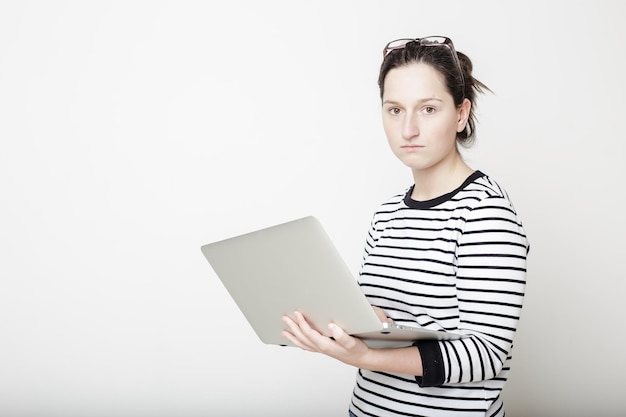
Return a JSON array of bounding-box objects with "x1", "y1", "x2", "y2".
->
[{"x1": 282, "y1": 36, "x2": 529, "y2": 417}]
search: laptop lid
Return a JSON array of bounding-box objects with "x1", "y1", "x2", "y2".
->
[{"x1": 200, "y1": 216, "x2": 461, "y2": 347}]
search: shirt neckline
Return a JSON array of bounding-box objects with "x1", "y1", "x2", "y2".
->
[{"x1": 403, "y1": 170, "x2": 485, "y2": 209}]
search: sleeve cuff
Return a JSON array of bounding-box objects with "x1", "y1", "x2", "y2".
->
[{"x1": 413, "y1": 340, "x2": 445, "y2": 387}]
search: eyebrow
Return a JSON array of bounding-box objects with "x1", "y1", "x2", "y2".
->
[{"x1": 382, "y1": 97, "x2": 444, "y2": 106}]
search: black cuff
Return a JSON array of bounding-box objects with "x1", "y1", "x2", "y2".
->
[{"x1": 413, "y1": 340, "x2": 445, "y2": 387}]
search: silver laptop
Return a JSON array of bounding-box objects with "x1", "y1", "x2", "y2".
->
[{"x1": 200, "y1": 216, "x2": 462, "y2": 348}]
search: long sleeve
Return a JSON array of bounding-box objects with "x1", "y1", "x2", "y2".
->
[{"x1": 417, "y1": 194, "x2": 528, "y2": 386}]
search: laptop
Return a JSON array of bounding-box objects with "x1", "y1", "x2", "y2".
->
[{"x1": 200, "y1": 216, "x2": 463, "y2": 348}]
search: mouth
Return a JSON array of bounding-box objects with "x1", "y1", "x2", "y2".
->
[{"x1": 401, "y1": 145, "x2": 424, "y2": 150}]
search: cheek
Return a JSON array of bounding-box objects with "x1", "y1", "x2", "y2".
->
[
  {"x1": 381, "y1": 119, "x2": 396, "y2": 140},
  {"x1": 433, "y1": 116, "x2": 460, "y2": 142}
]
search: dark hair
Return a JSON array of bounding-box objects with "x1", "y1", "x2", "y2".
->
[{"x1": 378, "y1": 41, "x2": 490, "y2": 147}]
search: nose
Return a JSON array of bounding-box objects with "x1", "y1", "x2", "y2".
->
[{"x1": 401, "y1": 112, "x2": 419, "y2": 140}]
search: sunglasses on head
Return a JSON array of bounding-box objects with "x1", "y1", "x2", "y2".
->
[{"x1": 383, "y1": 36, "x2": 465, "y2": 91}]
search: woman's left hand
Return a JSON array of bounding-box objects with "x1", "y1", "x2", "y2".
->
[{"x1": 281, "y1": 311, "x2": 370, "y2": 367}]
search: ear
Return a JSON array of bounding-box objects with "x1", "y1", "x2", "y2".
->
[{"x1": 456, "y1": 98, "x2": 471, "y2": 133}]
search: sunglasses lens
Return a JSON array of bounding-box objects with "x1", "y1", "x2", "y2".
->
[
  {"x1": 384, "y1": 39, "x2": 413, "y2": 56},
  {"x1": 419, "y1": 36, "x2": 449, "y2": 46},
  {"x1": 386, "y1": 39, "x2": 411, "y2": 49}
]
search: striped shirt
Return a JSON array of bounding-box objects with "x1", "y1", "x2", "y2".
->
[{"x1": 349, "y1": 171, "x2": 528, "y2": 417}]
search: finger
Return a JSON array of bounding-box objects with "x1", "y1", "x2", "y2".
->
[
  {"x1": 327, "y1": 323, "x2": 357, "y2": 349},
  {"x1": 291, "y1": 312, "x2": 337, "y2": 351},
  {"x1": 282, "y1": 314, "x2": 316, "y2": 350},
  {"x1": 293, "y1": 311, "x2": 312, "y2": 329},
  {"x1": 281, "y1": 329, "x2": 311, "y2": 351},
  {"x1": 282, "y1": 314, "x2": 308, "y2": 340},
  {"x1": 292, "y1": 311, "x2": 324, "y2": 340}
]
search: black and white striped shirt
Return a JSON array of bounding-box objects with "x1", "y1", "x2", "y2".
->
[{"x1": 350, "y1": 171, "x2": 529, "y2": 417}]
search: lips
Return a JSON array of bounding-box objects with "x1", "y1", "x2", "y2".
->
[{"x1": 401, "y1": 145, "x2": 424, "y2": 150}]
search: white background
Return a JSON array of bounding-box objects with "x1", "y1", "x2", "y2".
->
[{"x1": 1, "y1": 1, "x2": 625, "y2": 416}]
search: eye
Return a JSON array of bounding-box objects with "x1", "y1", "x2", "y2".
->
[
  {"x1": 423, "y1": 106, "x2": 436, "y2": 114},
  {"x1": 388, "y1": 107, "x2": 402, "y2": 115}
]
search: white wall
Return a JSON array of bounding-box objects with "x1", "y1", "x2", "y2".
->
[{"x1": 1, "y1": 1, "x2": 624, "y2": 416}]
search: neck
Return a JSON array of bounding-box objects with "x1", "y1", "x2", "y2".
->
[{"x1": 410, "y1": 154, "x2": 474, "y2": 202}]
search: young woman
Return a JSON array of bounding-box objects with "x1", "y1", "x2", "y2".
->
[{"x1": 282, "y1": 36, "x2": 529, "y2": 417}]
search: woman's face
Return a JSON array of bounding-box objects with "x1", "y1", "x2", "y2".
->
[{"x1": 381, "y1": 63, "x2": 469, "y2": 173}]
